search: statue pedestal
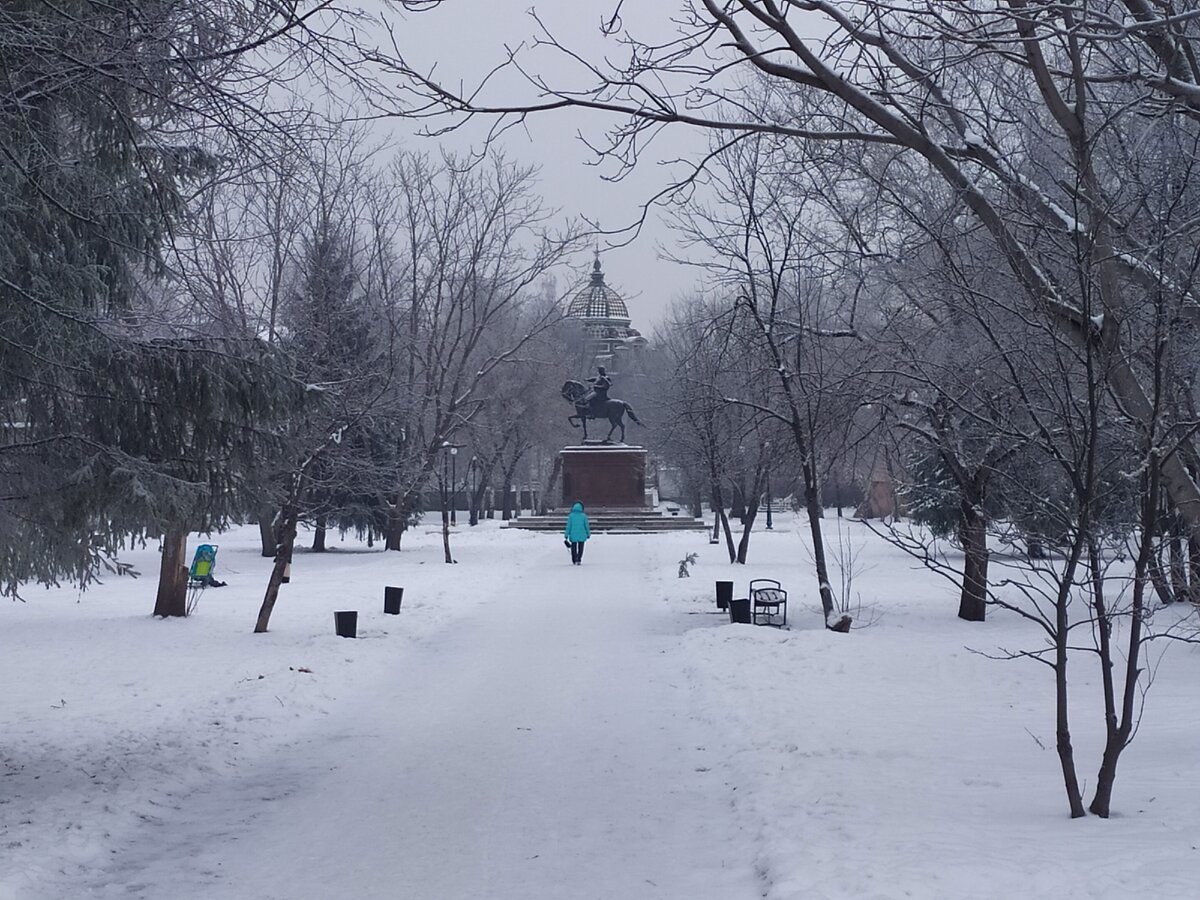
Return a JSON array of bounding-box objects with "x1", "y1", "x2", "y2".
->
[
  {"x1": 506, "y1": 444, "x2": 704, "y2": 532},
  {"x1": 561, "y1": 444, "x2": 647, "y2": 509}
]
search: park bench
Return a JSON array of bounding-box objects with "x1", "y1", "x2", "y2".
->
[{"x1": 749, "y1": 578, "x2": 788, "y2": 628}]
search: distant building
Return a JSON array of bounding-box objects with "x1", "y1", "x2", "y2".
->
[{"x1": 565, "y1": 254, "x2": 648, "y2": 370}]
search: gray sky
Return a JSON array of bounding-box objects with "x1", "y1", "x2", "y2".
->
[{"x1": 372, "y1": 1, "x2": 713, "y2": 331}]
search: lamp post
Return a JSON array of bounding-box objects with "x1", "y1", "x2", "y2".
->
[
  {"x1": 438, "y1": 441, "x2": 458, "y2": 564},
  {"x1": 736, "y1": 444, "x2": 746, "y2": 522},
  {"x1": 469, "y1": 456, "x2": 479, "y2": 526},
  {"x1": 763, "y1": 451, "x2": 772, "y2": 528},
  {"x1": 440, "y1": 442, "x2": 451, "y2": 524},
  {"x1": 529, "y1": 457, "x2": 537, "y2": 515},
  {"x1": 764, "y1": 441, "x2": 773, "y2": 530},
  {"x1": 450, "y1": 445, "x2": 458, "y2": 525}
]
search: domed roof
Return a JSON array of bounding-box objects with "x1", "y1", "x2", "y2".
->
[{"x1": 566, "y1": 255, "x2": 630, "y2": 322}]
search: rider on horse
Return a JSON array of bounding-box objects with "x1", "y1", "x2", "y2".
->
[
  {"x1": 562, "y1": 366, "x2": 643, "y2": 443},
  {"x1": 582, "y1": 366, "x2": 611, "y2": 417}
]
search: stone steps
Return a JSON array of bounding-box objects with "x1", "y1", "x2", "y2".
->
[{"x1": 506, "y1": 511, "x2": 708, "y2": 533}]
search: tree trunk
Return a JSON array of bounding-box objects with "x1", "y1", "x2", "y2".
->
[
  {"x1": 255, "y1": 503, "x2": 299, "y2": 633},
  {"x1": 718, "y1": 507, "x2": 737, "y2": 563},
  {"x1": 710, "y1": 483, "x2": 738, "y2": 563},
  {"x1": 153, "y1": 529, "x2": 189, "y2": 618},
  {"x1": 1168, "y1": 514, "x2": 1187, "y2": 600},
  {"x1": 1089, "y1": 464, "x2": 1157, "y2": 818},
  {"x1": 471, "y1": 466, "x2": 494, "y2": 526},
  {"x1": 312, "y1": 516, "x2": 327, "y2": 552},
  {"x1": 501, "y1": 469, "x2": 516, "y2": 520},
  {"x1": 442, "y1": 506, "x2": 454, "y2": 564},
  {"x1": 385, "y1": 512, "x2": 404, "y2": 551},
  {"x1": 1054, "y1": 657, "x2": 1087, "y2": 818},
  {"x1": 385, "y1": 489, "x2": 419, "y2": 551},
  {"x1": 730, "y1": 487, "x2": 746, "y2": 521},
  {"x1": 542, "y1": 456, "x2": 561, "y2": 515},
  {"x1": 469, "y1": 480, "x2": 485, "y2": 525},
  {"x1": 1147, "y1": 547, "x2": 1176, "y2": 609},
  {"x1": 1086, "y1": 537, "x2": 1119, "y2": 817},
  {"x1": 1053, "y1": 531, "x2": 1089, "y2": 818},
  {"x1": 1054, "y1": 571, "x2": 1087, "y2": 818},
  {"x1": 736, "y1": 505, "x2": 759, "y2": 564},
  {"x1": 803, "y1": 465, "x2": 849, "y2": 631},
  {"x1": 958, "y1": 505, "x2": 989, "y2": 622},
  {"x1": 257, "y1": 508, "x2": 277, "y2": 558}
]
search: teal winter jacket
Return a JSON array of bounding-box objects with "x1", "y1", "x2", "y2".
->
[{"x1": 564, "y1": 502, "x2": 591, "y2": 542}]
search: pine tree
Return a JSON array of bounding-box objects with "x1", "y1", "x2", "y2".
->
[{"x1": 0, "y1": 1, "x2": 335, "y2": 600}]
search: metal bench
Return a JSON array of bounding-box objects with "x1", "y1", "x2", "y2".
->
[{"x1": 750, "y1": 578, "x2": 788, "y2": 627}]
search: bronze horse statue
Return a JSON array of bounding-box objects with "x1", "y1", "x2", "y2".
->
[{"x1": 561, "y1": 380, "x2": 644, "y2": 443}]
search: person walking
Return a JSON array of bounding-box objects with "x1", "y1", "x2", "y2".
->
[{"x1": 564, "y1": 501, "x2": 591, "y2": 565}]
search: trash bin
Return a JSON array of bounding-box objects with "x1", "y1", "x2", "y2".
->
[
  {"x1": 715, "y1": 580, "x2": 733, "y2": 611},
  {"x1": 384, "y1": 586, "x2": 403, "y2": 615},
  {"x1": 728, "y1": 597, "x2": 751, "y2": 624},
  {"x1": 334, "y1": 610, "x2": 358, "y2": 638}
]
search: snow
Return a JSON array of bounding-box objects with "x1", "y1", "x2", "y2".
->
[{"x1": 3, "y1": 517, "x2": 1200, "y2": 899}]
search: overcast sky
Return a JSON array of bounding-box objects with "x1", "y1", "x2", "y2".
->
[{"x1": 369, "y1": 1, "x2": 715, "y2": 331}]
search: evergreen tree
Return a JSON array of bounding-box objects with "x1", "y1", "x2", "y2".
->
[
  {"x1": 279, "y1": 212, "x2": 400, "y2": 542},
  {"x1": 0, "y1": 0, "x2": 341, "y2": 599}
]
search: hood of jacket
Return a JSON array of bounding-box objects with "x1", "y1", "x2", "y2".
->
[{"x1": 564, "y1": 502, "x2": 590, "y2": 542}]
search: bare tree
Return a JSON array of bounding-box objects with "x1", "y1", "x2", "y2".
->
[
  {"x1": 379, "y1": 0, "x2": 1200, "y2": 549},
  {"x1": 656, "y1": 302, "x2": 744, "y2": 561},
  {"x1": 861, "y1": 118, "x2": 1197, "y2": 817},
  {"x1": 668, "y1": 132, "x2": 886, "y2": 626},
  {"x1": 374, "y1": 151, "x2": 581, "y2": 558}
]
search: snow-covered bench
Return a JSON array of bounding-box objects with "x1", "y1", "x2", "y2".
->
[{"x1": 750, "y1": 578, "x2": 788, "y2": 628}]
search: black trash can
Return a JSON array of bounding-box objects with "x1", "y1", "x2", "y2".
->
[
  {"x1": 334, "y1": 610, "x2": 358, "y2": 638},
  {"x1": 715, "y1": 580, "x2": 733, "y2": 611},
  {"x1": 384, "y1": 586, "x2": 403, "y2": 615},
  {"x1": 728, "y1": 597, "x2": 751, "y2": 624}
]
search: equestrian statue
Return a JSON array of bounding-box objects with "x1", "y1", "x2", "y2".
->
[{"x1": 561, "y1": 366, "x2": 644, "y2": 443}]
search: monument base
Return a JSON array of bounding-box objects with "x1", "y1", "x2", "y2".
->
[
  {"x1": 505, "y1": 443, "x2": 707, "y2": 532},
  {"x1": 560, "y1": 444, "x2": 647, "y2": 510}
]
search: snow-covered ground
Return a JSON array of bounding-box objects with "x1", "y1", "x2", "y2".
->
[{"x1": 3, "y1": 516, "x2": 1199, "y2": 899}]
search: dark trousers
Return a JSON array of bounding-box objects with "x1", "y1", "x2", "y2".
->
[{"x1": 570, "y1": 541, "x2": 585, "y2": 564}]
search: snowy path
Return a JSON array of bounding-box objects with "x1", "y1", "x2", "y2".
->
[
  {"x1": 12, "y1": 521, "x2": 1200, "y2": 900},
  {"x1": 74, "y1": 537, "x2": 761, "y2": 899}
]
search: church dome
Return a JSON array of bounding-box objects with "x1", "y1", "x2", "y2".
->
[{"x1": 566, "y1": 256, "x2": 630, "y2": 323}]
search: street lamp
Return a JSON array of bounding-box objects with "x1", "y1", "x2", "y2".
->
[
  {"x1": 450, "y1": 445, "x2": 458, "y2": 525},
  {"x1": 529, "y1": 458, "x2": 538, "y2": 515},
  {"x1": 469, "y1": 456, "x2": 479, "y2": 526},
  {"x1": 440, "y1": 441, "x2": 451, "y2": 527},
  {"x1": 441, "y1": 441, "x2": 462, "y2": 526},
  {"x1": 764, "y1": 441, "x2": 773, "y2": 530}
]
